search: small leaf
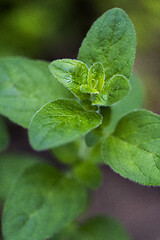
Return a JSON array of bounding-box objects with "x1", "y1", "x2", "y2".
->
[
  {"x1": 2, "y1": 163, "x2": 87, "y2": 240},
  {"x1": 0, "y1": 153, "x2": 41, "y2": 201},
  {"x1": 49, "y1": 59, "x2": 89, "y2": 99},
  {"x1": 102, "y1": 110, "x2": 160, "y2": 185},
  {"x1": 78, "y1": 216, "x2": 130, "y2": 240},
  {"x1": 78, "y1": 8, "x2": 136, "y2": 81},
  {"x1": 29, "y1": 99, "x2": 102, "y2": 150},
  {"x1": 93, "y1": 74, "x2": 130, "y2": 106},
  {"x1": 0, "y1": 117, "x2": 9, "y2": 152},
  {"x1": 73, "y1": 162, "x2": 102, "y2": 189},
  {"x1": 88, "y1": 63, "x2": 105, "y2": 92},
  {"x1": 0, "y1": 57, "x2": 72, "y2": 127}
]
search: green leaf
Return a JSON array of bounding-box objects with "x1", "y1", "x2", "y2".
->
[
  {"x1": 2, "y1": 163, "x2": 87, "y2": 240},
  {"x1": 29, "y1": 99, "x2": 102, "y2": 150},
  {"x1": 0, "y1": 153, "x2": 41, "y2": 201},
  {"x1": 102, "y1": 110, "x2": 160, "y2": 186},
  {"x1": 0, "y1": 117, "x2": 9, "y2": 152},
  {"x1": 53, "y1": 223, "x2": 78, "y2": 240},
  {"x1": 77, "y1": 216, "x2": 130, "y2": 240},
  {"x1": 52, "y1": 137, "x2": 103, "y2": 166},
  {"x1": 73, "y1": 162, "x2": 102, "y2": 189},
  {"x1": 52, "y1": 140, "x2": 82, "y2": 165},
  {"x1": 0, "y1": 57, "x2": 72, "y2": 128},
  {"x1": 54, "y1": 216, "x2": 130, "y2": 240},
  {"x1": 93, "y1": 74, "x2": 130, "y2": 106},
  {"x1": 104, "y1": 73, "x2": 145, "y2": 135},
  {"x1": 81, "y1": 63, "x2": 105, "y2": 94},
  {"x1": 88, "y1": 63, "x2": 105, "y2": 92},
  {"x1": 85, "y1": 130, "x2": 101, "y2": 147},
  {"x1": 49, "y1": 59, "x2": 89, "y2": 99},
  {"x1": 80, "y1": 85, "x2": 98, "y2": 94},
  {"x1": 78, "y1": 8, "x2": 136, "y2": 81}
]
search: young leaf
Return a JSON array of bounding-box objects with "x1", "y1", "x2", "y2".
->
[
  {"x1": 93, "y1": 74, "x2": 130, "y2": 106},
  {"x1": 102, "y1": 110, "x2": 160, "y2": 186},
  {"x1": 80, "y1": 85, "x2": 98, "y2": 94},
  {"x1": 0, "y1": 117, "x2": 9, "y2": 152},
  {"x1": 73, "y1": 162, "x2": 102, "y2": 189},
  {"x1": 0, "y1": 57, "x2": 72, "y2": 128},
  {"x1": 2, "y1": 163, "x2": 87, "y2": 240},
  {"x1": 78, "y1": 8, "x2": 136, "y2": 81},
  {"x1": 88, "y1": 63, "x2": 105, "y2": 92},
  {"x1": 29, "y1": 99, "x2": 102, "y2": 150},
  {"x1": 0, "y1": 153, "x2": 41, "y2": 201},
  {"x1": 49, "y1": 59, "x2": 89, "y2": 99},
  {"x1": 54, "y1": 216, "x2": 130, "y2": 240}
]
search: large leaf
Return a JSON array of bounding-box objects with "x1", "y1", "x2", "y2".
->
[
  {"x1": 102, "y1": 110, "x2": 160, "y2": 185},
  {"x1": 2, "y1": 163, "x2": 87, "y2": 240},
  {"x1": 0, "y1": 57, "x2": 72, "y2": 128},
  {"x1": 0, "y1": 117, "x2": 9, "y2": 152},
  {"x1": 78, "y1": 8, "x2": 136, "y2": 81},
  {"x1": 49, "y1": 59, "x2": 89, "y2": 99},
  {"x1": 29, "y1": 99, "x2": 102, "y2": 150},
  {"x1": 53, "y1": 216, "x2": 130, "y2": 240},
  {"x1": 0, "y1": 153, "x2": 41, "y2": 201}
]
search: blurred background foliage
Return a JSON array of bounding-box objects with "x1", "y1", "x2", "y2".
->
[{"x1": 0, "y1": 0, "x2": 159, "y2": 111}]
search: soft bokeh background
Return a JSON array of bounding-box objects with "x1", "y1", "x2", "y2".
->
[{"x1": 0, "y1": 1, "x2": 160, "y2": 240}]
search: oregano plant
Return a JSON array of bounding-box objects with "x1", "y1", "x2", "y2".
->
[{"x1": 0, "y1": 7, "x2": 158, "y2": 240}]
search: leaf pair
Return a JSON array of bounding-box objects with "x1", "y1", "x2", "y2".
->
[{"x1": 49, "y1": 59, "x2": 130, "y2": 106}]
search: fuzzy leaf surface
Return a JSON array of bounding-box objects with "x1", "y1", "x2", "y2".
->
[
  {"x1": 88, "y1": 63, "x2": 105, "y2": 92},
  {"x1": 102, "y1": 110, "x2": 160, "y2": 185},
  {"x1": 78, "y1": 8, "x2": 136, "y2": 81},
  {"x1": 29, "y1": 99, "x2": 102, "y2": 150},
  {"x1": 0, "y1": 118, "x2": 9, "y2": 152},
  {"x1": 0, "y1": 57, "x2": 72, "y2": 128},
  {"x1": 49, "y1": 59, "x2": 89, "y2": 99},
  {"x1": 2, "y1": 163, "x2": 87, "y2": 240},
  {"x1": 93, "y1": 74, "x2": 130, "y2": 106}
]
